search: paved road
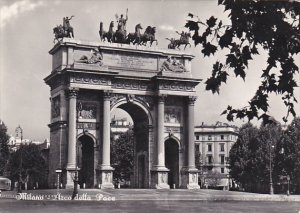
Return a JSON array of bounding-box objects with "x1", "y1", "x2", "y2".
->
[{"x1": 1, "y1": 199, "x2": 300, "y2": 213}]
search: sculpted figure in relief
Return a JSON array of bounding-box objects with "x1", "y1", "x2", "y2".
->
[
  {"x1": 160, "y1": 56, "x2": 186, "y2": 72},
  {"x1": 77, "y1": 47, "x2": 103, "y2": 66}
]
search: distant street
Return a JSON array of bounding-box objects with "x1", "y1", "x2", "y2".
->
[{"x1": 1, "y1": 199, "x2": 300, "y2": 213}]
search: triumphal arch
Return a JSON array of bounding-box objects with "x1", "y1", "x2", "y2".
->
[{"x1": 45, "y1": 38, "x2": 200, "y2": 189}]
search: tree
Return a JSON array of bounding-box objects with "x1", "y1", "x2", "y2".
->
[
  {"x1": 256, "y1": 119, "x2": 282, "y2": 192},
  {"x1": 0, "y1": 121, "x2": 9, "y2": 176},
  {"x1": 229, "y1": 121, "x2": 283, "y2": 193},
  {"x1": 6, "y1": 143, "x2": 48, "y2": 189},
  {"x1": 111, "y1": 129, "x2": 134, "y2": 186},
  {"x1": 186, "y1": 0, "x2": 300, "y2": 124},
  {"x1": 274, "y1": 117, "x2": 300, "y2": 193},
  {"x1": 228, "y1": 123, "x2": 260, "y2": 191}
]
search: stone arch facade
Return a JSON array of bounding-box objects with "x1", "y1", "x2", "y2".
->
[
  {"x1": 110, "y1": 95, "x2": 154, "y2": 126},
  {"x1": 45, "y1": 39, "x2": 200, "y2": 189}
]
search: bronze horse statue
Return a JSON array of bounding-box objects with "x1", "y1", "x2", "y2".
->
[
  {"x1": 99, "y1": 21, "x2": 115, "y2": 42},
  {"x1": 127, "y1": 23, "x2": 143, "y2": 45},
  {"x1": 53, "y1": 25, "x2": 70, "y2": 43},
  {"x1": 174, "y1": 32, "x2": 191, "y2": 50},
  {"x1": 140, "y1": 26, "x2": 158, "y2": 46}
]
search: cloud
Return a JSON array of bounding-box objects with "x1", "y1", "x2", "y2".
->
[
  {"x1": 159, "y1": 24, "x2": 175, "y2": 31},
  {"x1": 0, "y1": 0, "x2": 44, "y2": 28}
]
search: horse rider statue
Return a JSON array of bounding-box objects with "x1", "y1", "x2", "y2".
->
[
  {"x1": 176, "y1": 31, "x2": 185, "y2": 42},
  {"x1": 63, "y1": 15, "x2": 74, "y2": 37}
]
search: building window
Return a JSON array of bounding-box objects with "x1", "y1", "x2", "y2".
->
[
  {"x1": 195, "y1": 144, "x2": 200, "y2": 152},
  {"x1": 220, "y1": 155, "x2": 225, "y2": 164},
  {"x1": 208, "y1": 155, "x2": 213, "y2": 164},
  {"x1": 220, "y1": 143, "x2": 225, "y2": 152},
  {"x1": 221, "y1": 168, "x2": 225, "y2": 173},
  {"x1": 207, "y1": 144, "x2": 212, "y2": 152},
  {"x1": 221, "y1": 135, "x2": 224, "y2": 140},
  {"x1": 196, "y1": 135, "x2": 200, "y2": 140},
  {"x1": 208, "y1": 135, "x2": 212, "y2": 140}
]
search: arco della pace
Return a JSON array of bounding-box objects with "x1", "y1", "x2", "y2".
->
[{"x1": 45, "y1": 36, "x2": 201, "y2": 189}]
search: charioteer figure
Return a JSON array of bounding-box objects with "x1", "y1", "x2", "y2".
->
[
  {"x1": 63, "y1": 15, "x2": 75, "y2": 38},
  {"x1": 116, "y1": 8, "x2": 128, "y2": 33},
  {"x1": 114, "y1": 8, "x2": 128, "y2": 43}
]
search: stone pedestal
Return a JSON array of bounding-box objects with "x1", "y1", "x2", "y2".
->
[
  {"x1": 97, "y1": 166, "x2": 114, "y2": 189},
  {"x1": 181, "y1": 167, "x2": 200, "y2": 189},
  {"x1": 151, "y1": 167, "x2": 170, "y2": 189},
  {"x1": 65, "y1": 168, "x2": 80, "y2": 189}
]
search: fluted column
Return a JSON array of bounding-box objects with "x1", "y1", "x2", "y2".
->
[
  {"x1": 102, "y1": 91, "x2": 111, "y2": 168},
  {"x1": 97, "y1": 90, "x2": 114, "y2": 189},
  {"x1": 157, "y1": 95, "x2": 166, "y2": 167},
  {"x1": 187, "y1": 96, "x2": 197, "y2": 169},
  {"x1": 150, "y1": 94, "x2": 169, "y2": 189},
  {"x1": 66, "y1": 88, "x2": 78, "y2": 169},
  {"x1": 182, "y1": 95, "x2": 200, "y2": 189}
]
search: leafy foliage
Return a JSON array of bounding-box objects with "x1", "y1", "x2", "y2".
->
[
  {"x1": 274, "y1": 117, "x2": 300, "y2": 193},
  {"x1": 111, "y1": 130, "x2": 134, "y2": 185},
  {"x1": 186, "y1": 0, "x2": 300, "y2": 124},
  {"x1": 229, "y1": 121, "x2": 283, "y2": 193},
  {"x1": 0, "y1": 121, "x2": 9, "y2": 176},
  {"x1": 6, "y1": 144, "x2": 48, "y2": 189}
]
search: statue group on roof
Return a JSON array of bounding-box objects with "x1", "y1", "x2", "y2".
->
[
  {"x1": 99, "y1": 8, "x2": 157, "y2": 46},
  {"x1": 52, "y1": 10, "x2": 191, "y2": 50}
]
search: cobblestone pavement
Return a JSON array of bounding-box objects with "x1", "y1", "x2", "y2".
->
[{"x1": 1, "y1": 198, "x2": 300, "y2": 213}]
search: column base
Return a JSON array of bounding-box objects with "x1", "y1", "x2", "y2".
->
[
  {"x1": 181, "y1": 167, "x2": 200, "y2": 189},
  {"x1": 96, "y1": 165, "x2": 115, "y2": 189},
  {"x1": 151, "y1": 166, "x2": 170, "y2": 189},
  {"x1": 65, "y1": 168, "x2": 80, "y2": 189}
]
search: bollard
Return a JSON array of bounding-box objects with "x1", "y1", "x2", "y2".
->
[
  {"x1": 173, "y1": 184, "x2": 175, "y2": 189},
  {"x1": 83, "y1": 183, "x2": 86, "y2": 189},
  {"x1": 118, "y1": 183, "x2": 120, "y2": 189}
]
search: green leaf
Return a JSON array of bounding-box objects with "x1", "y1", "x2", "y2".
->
[
  {"x1": 202, "y1": 42, "x2": 218, "y2": 57},
  {"x1": 219, "y1": 29, "x2": 233, "y2": 48},
  {"x1": 185, "y1": 20, "x2": 199, "y2": 31},
  {"x1": 207, "y1": 16, "x2": 217, "y2": 28},
  {"x1": 188, "y1": 13, "x2": 194, "y2": 18}
]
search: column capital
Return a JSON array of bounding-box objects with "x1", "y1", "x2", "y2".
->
[
  {"x1": 66, "y1": 88, "x2": 79, "y2": 99},
  {"x1": 103, "y1": 90, "x2": 113, "y2": 101},
  {"x1": 157, "y1": 94, "x2": 167, "y2": 103},
  {"x1": 188, "y1": 96, "x2": 197, "y2": 105}
]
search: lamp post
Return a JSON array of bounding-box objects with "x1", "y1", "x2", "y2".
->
[
  {"x1": 55, "y1": 168, "x2": 62, "y2": 197},
  {"x1": 269, "y1": 144, "x2": 274, "y2": 195},
  {"x1": 72, "y1": 102, "x2": 82, "y2": 200},
  {"x1": 15, "y1": 125, "x2": 23, "y2": 193},
  {"x1": 286, "y1": 175, "x2": 290, "y2": 196}
]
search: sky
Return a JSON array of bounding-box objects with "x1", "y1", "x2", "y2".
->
[{"x1": 0, "y1": 0, "x2": 299, "y2": 141}]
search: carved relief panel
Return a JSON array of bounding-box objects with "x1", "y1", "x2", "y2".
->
[
  {"x1": 164, "y1": 107, "x2": 182, "y2": 123},
  {"x1": 79, "y1": 102, "x2": 97, "y2": 119},
  {"x1": 51, "y1": 95, "x2": 61, "y2": 118}
]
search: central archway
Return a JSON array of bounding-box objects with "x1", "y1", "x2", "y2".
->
[
  {"x1": 111, "y1": 100, "x2": 152, "y2": 188},
  {"x1": 78, "y1": 135, "x2": 94, "y2": 188},
  {"x1": 165, "y1": 138, "x2": 179, "y2": 188}
]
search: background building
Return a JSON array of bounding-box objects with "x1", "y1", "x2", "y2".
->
[
  {"x1": 111, "y1": 117, "x2": 133, "y2": 140},
  {"x1": 195, "y1": 121, "x2": 238, "y2": 189}
]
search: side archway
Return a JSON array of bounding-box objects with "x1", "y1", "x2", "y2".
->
[
  {"x1": 165, "y1": 137, "x2": 180, "y2": 188},
  {"x1": 77, "y1": 134, "x2": 95, "y2": 188}
]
